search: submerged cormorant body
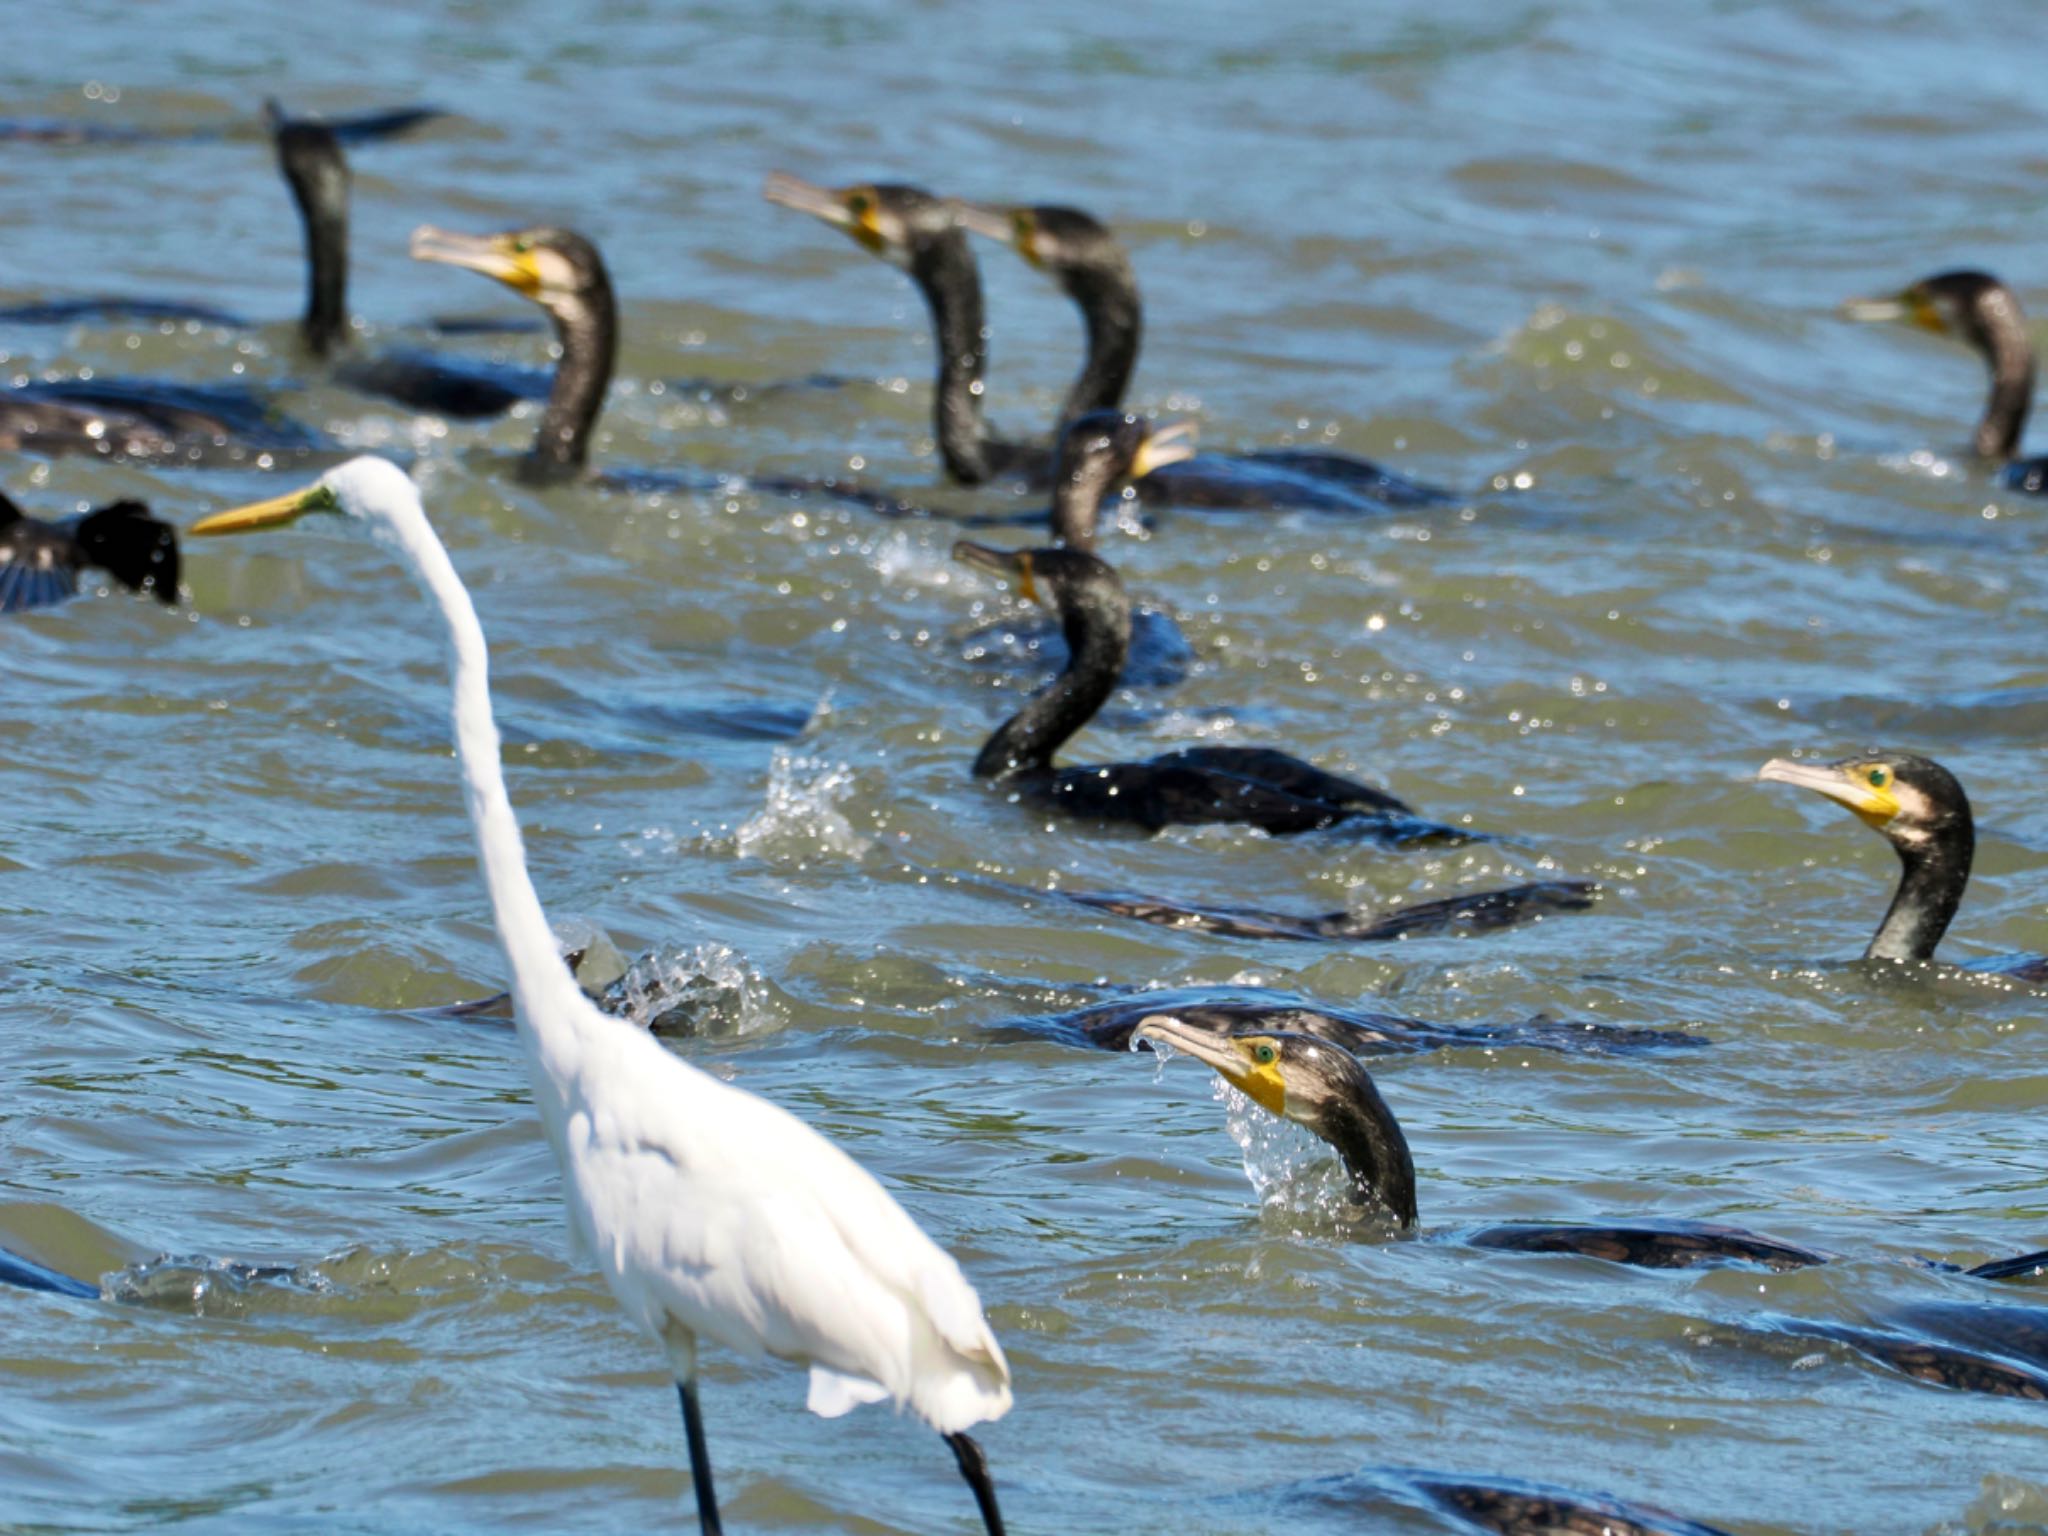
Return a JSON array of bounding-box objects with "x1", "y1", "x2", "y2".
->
[
  {"x1": 1287, "y1": 1467, "x2": 1737, "y2": 1536},
  {"x1": 1845, "y1": 270, "x2": 2048, "y2": 493},
  {"x1": 1064, "y1": 875, "x2": 1597, "y2": 942},
  {"x1": 952, "y1": 540, "x2": 1461, "y2": 840},
  {"x1": 1008, "y1": 986, "x2": 1702, "y2": 1056},
  {"x1": 1137, "y1": 1017, "x2": 1826, "y2": 1270},
  {"x1": 0, "y1": 490, "x2": 178, "y2": 611}
]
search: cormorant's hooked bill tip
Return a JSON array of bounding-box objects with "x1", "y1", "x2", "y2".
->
[
  {"x1": 1132, "y1": 419, "x2": 1199, "y2": 479},
  {"x1": 762, "y1": 171, "x2": 848, "y2": 224},
  {"x1": 189, "y1": 481, "x2": 338, "y2": 536},
  {"x1": 1840, "y1": 295, "x2": 1909, "y2": 323}
]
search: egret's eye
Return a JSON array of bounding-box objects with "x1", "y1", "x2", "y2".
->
[
  {"x1": 1868, "y1": 767, "x2": 1889, "y2": 788},
  {"x1": 1252, "y1": 1043, "x2": 1278, "y2": 1066}
]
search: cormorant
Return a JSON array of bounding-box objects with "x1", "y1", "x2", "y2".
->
[
  {"x1": 765, "y1": 175, "x2": 1048, "y2": 488},
  {"x1": 1843, "y1": 271, "x2": 2048, "y2": 493},
  {"x1": 1005, "y1": 985, "x2": 1701, "y2": 1056},
  {"x1": 766, "y1": 173, "x2": 1449, "y2": 510},
  {"x1": 951, "y1": 539, "x2": 1464, "y2": 840},
  {"x1": 410, "y1": 221, "x2": 916, "y2": 510},
  {"x1": 0, "y1": 490, "x2": 178, "y2": 611},
  {"x1": 1061, "y1": 875, "x2": 1596, "y2": 941},
  {"x1": 959, "y1": 409, "x2": 1196, "y2": 689},
  {"x1": 952, "y1": 199, "x2": 1453, "y2": 510},
  {"x1": 265, "y1": 102, "x2": 544, "y2": 416},
  {"x1": 1137, "y1": 1016, "x2": 1826, "y2": 1269},
  {"x1": 1758, "y1": 750, "x2": 2045, "y2": 979}
]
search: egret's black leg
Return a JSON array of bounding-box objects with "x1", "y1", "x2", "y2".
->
[
  {"x1": 944, "y1": 1431, "x2": 1006, "y2": 1536},
  {"x1": 677, "y1": 1380, "x2": 724, "y2": 1536}
]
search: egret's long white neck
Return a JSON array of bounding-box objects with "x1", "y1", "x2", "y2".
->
[{"x1": 373, "y1": 488, "x2": 594, "y2": 1094}]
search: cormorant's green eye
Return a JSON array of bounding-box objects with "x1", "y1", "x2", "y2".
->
[
  {"x1": 511, "y1": 237, "x2": 533, "y2": 254},
  {"x1": 847, "y1": 193, "x2": 871, "y2": 217},
  {"x1": 1252, "y1": 1043, "x2": 1277, "y2": 1066},
  {"x1": 1868, "y1": 768, "x2": 1888, "y2": 788}
]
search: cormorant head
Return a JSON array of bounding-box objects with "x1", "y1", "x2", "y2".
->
[
  {"x1": 1843, "y1": 271, "x2": 2022, "y2": 358},
  {"x1": 410, "y1": 225, "x2": 612, "y2": 329},
  {"x1": 266, "y1": 102, "x2": 351, "y2": 230},
  {"x1": 1050, "y1": 411, "x2": 1196, "y2": 548},
  {"x1": 1133, "y1": 1015, "x2": 1418, "y2": 1226},
  {"x1": 1758, "y1": 751, "x2": 1971, "y2": 853},
  {"x1": 953, "y1": 202, "x2": 1130, "y2": 279},
  {"x1": 952, "y1": 539, "x2": 1131, "y2": 636},
  {"x1": 764, "y1": 173, "x2": 955, "y2": 270}
]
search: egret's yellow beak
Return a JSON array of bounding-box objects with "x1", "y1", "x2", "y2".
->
[
  {"x1": 189, "y1": 481, "x2": 338, "y2": 536},
  {"x1": 1758, "y1": 757, "x2": 1900, "y2": 830},
  {"x1": 1130, "y1": 420, "x2": 1199, "y2": 479},
  {"x1": 411, "y1": 225, "x2": 542, "y2": 298},
  {"x1": 952, "y1": 541, "x2": 1040, "y2": 605}
]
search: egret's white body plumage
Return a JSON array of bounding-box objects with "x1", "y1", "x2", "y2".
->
[{"x1": 314, "y1": 456, "x2": 1010, "y2": 1436}]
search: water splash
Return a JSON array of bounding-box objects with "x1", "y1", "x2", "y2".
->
[
  {"x1": 735, "y1": 750, "x2": 871, "y2": 862},
  {"x1": 596, "y1": 941, "x2": 783, "y2": 1039},
  {"x1": 1217, "y1": 1077, "x2": 1369, "y2": 1227},
  {"x1": 102, "y1": 1253, "x2": 331, "y2": 1316}
]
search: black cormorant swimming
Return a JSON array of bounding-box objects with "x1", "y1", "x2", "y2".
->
[
  {"x1": 1758, "y1": 750, "x2": 2046, "y2": 980},
  {"x1": 765, "y1": 174, "x2": 1049, "y2": 489},
  {"x1": 1844, "y1": 271, "x2": 2048, "y2": 493},
  {"x1": 410, "y1": 221, "x2": 916, "y2": 511},
  {"x1": 0, "y1": 490, "x2": 178, "y2": 612},
  {"x1": 950, "y1": 538, "x2": 1463, "y2": 840},
  {"x1": 265, "y1": 103, "x2": 544, "y2": 416},
  {"x1": 953, "y1": 199, "x2": 1452, "y2": 511},
  {"x1": 961, "y1": 409, "x2": 1196, "y2": 689},
  {"x1": 767, "y1": 174, "x2": 1450, "y2": 511},
  {"x1": 1136, "y1": 1016, "x2": 1826, "y2": 1269}
]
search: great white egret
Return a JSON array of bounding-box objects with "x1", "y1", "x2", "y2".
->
[{"x1": 190, "y1": 456, "x2": 1012, "y2": 1535}]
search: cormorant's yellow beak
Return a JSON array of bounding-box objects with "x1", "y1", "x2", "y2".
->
[
  {"x1": 1131, "y1": 419, "x2": 1199, "y2": 479},
  {"x1": 411, "y1": 225, "x2": 543, "y2": 298},
  {"x1": 951, "y1": 202, "x2": 1041, "y2": 267},
  {"x1": 189, "y1": 480, "x2": 339, "y2": 536},
  {"x1": 1841, "y1": 289, "x2": 1944, "y2": 334},
  {"x1": 951, "y1": 541, "x2": 1040, "y2": 605},
  {"x1": 1759, "y1": 757, "x2": 1900, "y2": 830},
  {"x1": 763, "y1": 172, "x2": 887, "y2": 255},
  {"x1": 1134, "y1": 1015, "x2": 1289, "y2": 1117}
]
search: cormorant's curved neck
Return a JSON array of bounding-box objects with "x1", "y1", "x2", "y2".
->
[
  {"x1": 972, "y1": 585, "x2": 1128, "y2": 778},
  {"x1": 911, "y1": 230, "x2": 995, "y2": 484},
  {"x1": 1969, "y1": 288, "x2": 2034, "y2": 461},
  {"x1": 1057, "y1": 261, "x2": 1141, "y2": 427},
  {"x1": 1049, "y1": 461, "x2": 1122, "y2": 550},
  {"x1": 1323, "y1": 1084, "x2": 1419, "y2": 1227},
  {"x1": 523, "y1": 279, "x2": 619, "y2": 485},
  {"x1": 1868, "y1": 822, "x2": 1973, "y2": 963},
  {"x1": 284, "y1": 167, "x2": 349, "y2": 357}
]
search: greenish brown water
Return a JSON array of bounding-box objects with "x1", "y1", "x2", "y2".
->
[{"x1": 4, "y1": 3, "x2": 2048, "y2": 1532}]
